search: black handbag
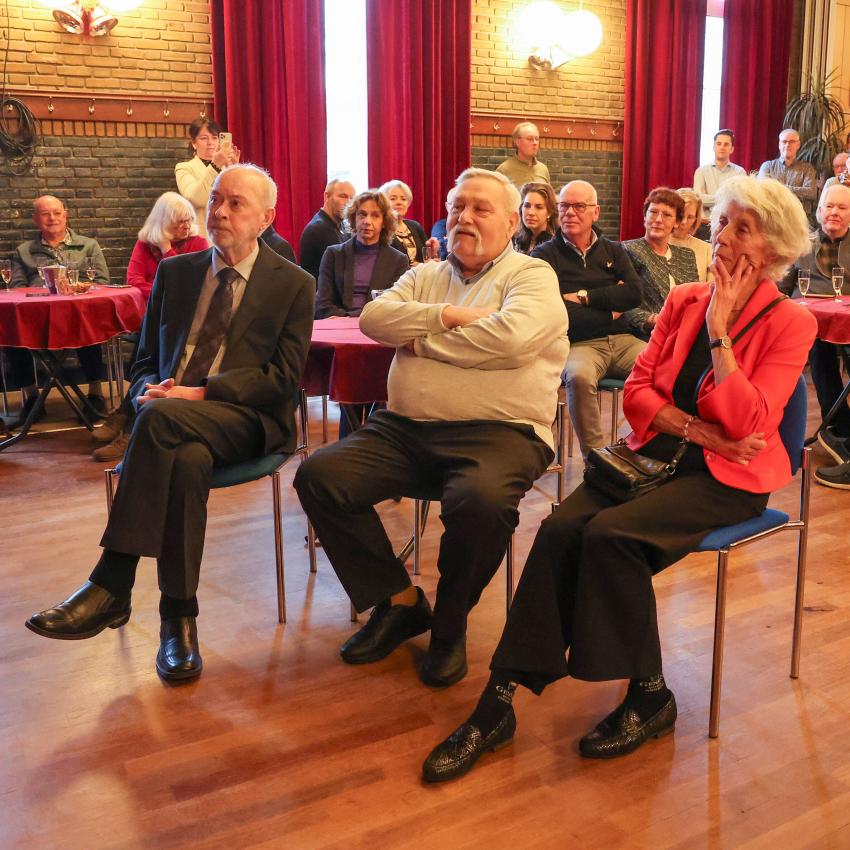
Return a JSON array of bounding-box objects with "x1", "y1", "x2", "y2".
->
[{"x1": 583, "y1": 295, "x2": 787, "y2": 503}]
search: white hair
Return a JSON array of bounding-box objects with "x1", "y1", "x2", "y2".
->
[
  {"x1": 711, "y1": 175, "x2": 812, "y2": 280},
  {"x1": 454, "y1": 167, "x2": 521, "y2": 217},
  {"x1": 817, "y1": 183, "x2": 850, "y2": 224},
  {"x1": 217, "y1": 162, "x2": 277, "y2": 209},
  {"x1": 559, "y1": 180, "x2": 598, "y2": 205},
  {"x1": 378, "y1": 179, "x2": 413, "y2": 204},
  {"x1": 138, "y1": 192, "x2": 197, "y2": 245}
]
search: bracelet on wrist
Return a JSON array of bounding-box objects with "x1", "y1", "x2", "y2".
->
[{"x1": 682, "y1": 414, "x2": 695, "y2": 442}]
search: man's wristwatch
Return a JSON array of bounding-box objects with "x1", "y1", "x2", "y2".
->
[
  {"x1": 577, "y1": 289, "x2": 589, "y2": 306},
  {"x1": 709, "y1": 335, "x2": 732, "y2": 350}
]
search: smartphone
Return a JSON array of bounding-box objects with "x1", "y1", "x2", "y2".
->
[{"x1": 218, "y1": 132, "x2": 232, "y2": 150}]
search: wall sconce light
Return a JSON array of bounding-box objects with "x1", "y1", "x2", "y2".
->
[
  {"x1": 515, "y1": 1, "x2": 603, "y2": 70},
  {"x1": 37, "y1": 0, "x2": 143, "y2": 37}
]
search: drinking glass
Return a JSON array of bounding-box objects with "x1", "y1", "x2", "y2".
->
[
  {"x1": 85, "y1": 258, "x2": 97, "y2": 282},
  {"x1": 797, "y1": 269, "x2": 810, "y2": 304},
  {"x1": 832, "y1": 266, "x2": 844, "y2": 303},
  {"x1": 0, "y1": 259, "x2": 11, "y2": 290},
  {"x1": 35, "y1": 259, "x2": 48, "y2": 288},
  {"x1": 422, "y1": 242, "x2": 438, "y2": 263}
]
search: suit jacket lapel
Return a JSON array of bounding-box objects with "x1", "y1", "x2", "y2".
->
[
  {"x1": 166, "y1": 248, "x2": 211, "y2": 379},
  {"x1": 342, "y1": 239, "x2": 355, "y2": 307}
]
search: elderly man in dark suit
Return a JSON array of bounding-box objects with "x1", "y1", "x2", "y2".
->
[{"x1": 25, "y1": 163, "x2": 315, "y2": 682}]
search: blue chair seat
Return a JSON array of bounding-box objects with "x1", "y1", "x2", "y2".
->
[
  {"x1": 598, "y1": 377, "x2": 625, "y2": 391},
  {"x1": 112, "y1": 453, "x2": 288, "y2": 489},
  {"x1": 696, "y1": 508, "x2": 790, "y2": 551}
]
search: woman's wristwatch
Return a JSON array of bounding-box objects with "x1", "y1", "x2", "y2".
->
[{"x1": 709, "y1": 335, "x2": 732, "y2": 350}]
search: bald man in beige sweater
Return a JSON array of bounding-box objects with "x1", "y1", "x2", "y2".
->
[{"x1": 295, "y1": 169, "x2": 568, "y2": 688}]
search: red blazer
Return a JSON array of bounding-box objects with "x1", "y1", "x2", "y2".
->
[
  {"x1": 126, "y1": 235, "x2": 208, "y2": 302},
  {"x1": 624, "y1": 279, "x2": 817, "y2": 493}
]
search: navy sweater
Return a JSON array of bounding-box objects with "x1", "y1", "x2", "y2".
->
[{"x1": 532, "y1": 230, "x2": 643, "y2": 342}]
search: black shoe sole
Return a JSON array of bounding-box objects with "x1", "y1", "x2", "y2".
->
[
  {"x1": 24, "y1": 610, "x2": 131, "y2": 640},
  {"x1": 155, "y1": 658, "x2": 203, "y2": 682}
]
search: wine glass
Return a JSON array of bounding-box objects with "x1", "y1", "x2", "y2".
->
[
  {"x1": 832, "y1": 266, "x2": 844, "y2": 304},
  {"x1": 0, "y1": 259, "x2": 11, "y2": 291},
  {"x1": 797, "y1": 269, "x2": 810, "y2": 304},
  {"x1": 35, "y1": 259, "x2": 48, "y2": 288},
  {"x1": 85, "y1": 258, "x2": 97, "y2": 283}
]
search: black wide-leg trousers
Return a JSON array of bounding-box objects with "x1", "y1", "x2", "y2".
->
[
  {"x1": 294, "y1": 411, "x2": 552, "y2": 642},
  {"x1": 100, "y1": 398, "x2": 265, "y2": 599},
  {"x1": 491, "y1": 473, "x2": 768, "y2": 693}
]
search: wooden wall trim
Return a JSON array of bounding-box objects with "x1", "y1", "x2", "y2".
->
[
  {"x1": 4, "y1": 92, "x2": 211, "y2": 126},
  {"x1": 471, "y1": 112, "x2": 622, "y2": 143}
]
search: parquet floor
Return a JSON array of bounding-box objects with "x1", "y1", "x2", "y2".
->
[{"x1": 2, "y1": 390, "x2": 850, "y2": 849}]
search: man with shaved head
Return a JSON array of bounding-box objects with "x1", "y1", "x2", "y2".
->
[
  {"x1": 532, "y1": 180, "x2": 644, "y2": 457},
  {"x1": 782, "y1": 184, "x2": 850, "y2": 486},
  {"x1": 25, "y1": 164, "x2": 314, "y2": 682},
  {"x1": 299, "y1": 178, "x2": 356, "y2": 281},
  {"x1": 758, "y1": 129, "x2": 817, "y2": 216},
  {"x1": 3, "y1": 195, "x2": 110, "y2": 429}
]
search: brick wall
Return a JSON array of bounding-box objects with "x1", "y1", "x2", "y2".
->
[
  {"x1": 471, "y1": 0, "x2": 626, "y2": 120},
  {"x1": 0, "y1": 126, "x2": 191, "y2": 283},
  {"x1": 473, "y1": 136, "x2": 623, "y2": 235},
  {"x1": 3, "y1": 0, "x2": 212, "y2": 96}
]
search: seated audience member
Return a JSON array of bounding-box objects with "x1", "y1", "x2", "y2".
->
[
  {"x1": 95, "y1": 193, "x2": 209, "y2": 462},
  {"x1": 126, "y1": 192, "x2": 209, "y2": 302},
  {"x1": 300, "y1": 178, "x2": 355, "y2": 281},
  {"x1": 624, "y1": 188, "x2": 699, "y2": 340},
  {"x1": 532, "y1": 181, "x2": 644, "y2": 457},
  {"x1": 295, "y1": 168, "x2": 568, "y2": 689},
  {"x1": 25, "y1": 164, "x2": 314, "y2": 683},
  {"x1": 316, "y1": 190, "x2": 408, "y2": 319},
  {"x1": 260, "y1": 224, "x2": 296, "y2": 263},
  {"x1": 818, "y1": 152, "x2": 850, "y2": 203},
  {"x1": 671, "y1": 188, "x2": 712, "y2": 281},
  {"x1": 496, "y1": 121, "x2": 550, "y2": 189},
  {"x1": 422, "y1": 175, "x2": 816, "y2": 783},
  {"x1": 4, "y1": 195, "x2": 110, "y2": 429},
  {"x1": 514, "y1": 181, "x2": 557, "y2": 254},
  {"x1": 379, "y1": 179, "x2": 438, "y2": 264},
  {"x1": 781, "y1": 184, "x2": 850, "y2": 485},
  {"x1": 175, "y1": 118, "x2": 240, "y2": 239}
]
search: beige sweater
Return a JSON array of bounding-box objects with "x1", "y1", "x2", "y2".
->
[{"x1": 359, "y1": 245, "x2": 569, "y2": 449}]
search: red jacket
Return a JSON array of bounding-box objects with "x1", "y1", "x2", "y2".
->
[
  {"x1": 125, "y1": 235, "x2": 208, "y2": 301},
  {"x1": 624, "y1": 279, "x2": 817, "y2": 493}
]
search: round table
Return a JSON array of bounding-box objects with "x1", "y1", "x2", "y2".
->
[
  {"x1": 798, "y1": 296, "x2": 850, "y2": 345},
  {"x1": 0, "y1": 285, "x2": 146, "y2": 449},
  {"x1": 302, "y1": 317, "x2": 395, "y2": 404}
]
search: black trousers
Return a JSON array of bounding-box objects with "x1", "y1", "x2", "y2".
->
[
  {"x1": 294, "y1": 411, "x2": 553, "y2": 642},
  {"x1": 3, "y1": 344, "x2": 104, "y2": 387},
  {"x1": 100, "y1": 398, "x2": 265, "y2": 599},
  {"x1": 809, "y1": 339, "x2": 850, "y2": 437},
  {"x1": 490, "y1": 473, "x2": 768, "y2": 693}
]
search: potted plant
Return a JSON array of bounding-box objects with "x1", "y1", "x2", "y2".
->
[{"x1": 783, "y1": 71, "x2": 847, "y2": 177}]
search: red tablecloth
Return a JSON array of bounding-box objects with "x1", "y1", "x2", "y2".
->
[
  {"x1": 798, "y1": 296, "x2": 850, "y2": 345},
  {"x1": 0, "y1": 286, "x2": 146, "y2": 349},
  {"x1": 302, "y1": 317, "x2": 395, "y2": 403}
]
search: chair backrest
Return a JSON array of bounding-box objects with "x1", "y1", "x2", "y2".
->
[{"x1": 778, "y1": 374, "x2": 808, "y2": 475}]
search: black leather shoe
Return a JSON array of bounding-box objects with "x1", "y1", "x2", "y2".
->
[
  {"x1": 420, "y1": 636, "x2": 467, "y2": 687},
  {"x1": 3, "y1": 394, "x2": 45, "y2": 432},
  {"x1": 814, "y1": 460, "x2": 850, "y2": 490},
  {"x1": 422, "y1": 708, "x2": 516, "y2": 783},
  {"x1": 340, "y1": 587, "x2": 432, "y2": 664},
  {"x1": 579, "y1": 692, "x2": 677, "y2": 759},
  {"x1": 155, "y1": 616, "x2": 202, "y2": 682},
  {"x1": 25, "y1": 581, "x2": 131, "y2": 640}
]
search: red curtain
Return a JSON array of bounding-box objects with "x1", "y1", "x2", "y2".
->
[
  {"x1": 210, "y1": 0, "x2": 327, "y2": 250},
  {"x1": 365, "y1": 0, "x2": 471, "y2": 231},
  {"x1": 621, "y1": 0, "x2": 707, "y2": 239},
  {"x1": 719, "y1": 0, "x2": 795, "y2": 173}
]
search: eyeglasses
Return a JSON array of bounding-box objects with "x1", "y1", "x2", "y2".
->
[{"x1": 557, "y1": 202, "x2": 594, "y2": 214}]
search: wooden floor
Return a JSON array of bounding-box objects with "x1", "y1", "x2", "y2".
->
[{"x1": 3, "y1": 390, "x2": 850, "y2": 850}]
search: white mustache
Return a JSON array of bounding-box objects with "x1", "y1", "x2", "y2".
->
[{"x1": 447, "y1": 223, "x2": 484, "y2": 256}]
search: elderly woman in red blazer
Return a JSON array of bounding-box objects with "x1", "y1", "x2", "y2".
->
[{"x1": 422, "y1": 175, "x2": 818, "y2": 783}]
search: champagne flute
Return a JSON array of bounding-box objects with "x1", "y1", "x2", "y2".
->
[
  {"x1": 797, "y1": 269, "x2": 810, "y2": 304},
  {"x1": 85, "y1": 258, "x2": 97, "y2": 283},
  {"x1": 0, "y1": 259, "x2": 11, "y2": 291},
  {"x1": 832, "y1": 266, "x2": 844, "y2": 304}
]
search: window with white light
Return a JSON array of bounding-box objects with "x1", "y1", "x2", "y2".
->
[
  {"x1": 324, "y1": 0, "x2": 369, "y2": 192},
  {"x1": 698, "y1": 2, "x2": 725, "y2": 167}
]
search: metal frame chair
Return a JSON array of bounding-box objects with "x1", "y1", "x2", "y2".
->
[
  {"x1": 566, "y1": 377, "x2": 624, "y2": 457},
  {"x1": 105, "y1": 389, "x2": 312, "y2": 624},
  {"x1": 695, "y1": 374, "x2": 811, "y2": 738},
  {"x1": 410, "y1": 399, "x2": 568, "y2": 617}
]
